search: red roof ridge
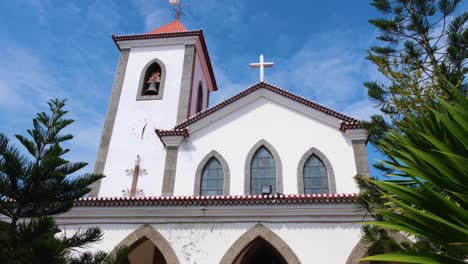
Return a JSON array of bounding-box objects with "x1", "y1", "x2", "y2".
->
[
  {"x1": 174, "y1": 82, "x2": 362, "y2": 130},
  {"x1": 147, "y1": 20, "x2": 188, "y2": 34}
]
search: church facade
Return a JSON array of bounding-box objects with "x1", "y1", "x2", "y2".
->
[{"x1": 57, "y1": 20, "x2": 371, "y2": 264}]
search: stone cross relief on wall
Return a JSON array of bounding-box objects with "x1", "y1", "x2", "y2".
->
[{"x1": 122, "y1": 155, "x2": 147, "y2": 198}]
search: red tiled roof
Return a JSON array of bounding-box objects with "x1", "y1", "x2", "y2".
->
[
  {"x1": 75, "y1": 193, "x2": 357, "y2": 207},
  {"x1": 154, "y1": 129, "x2": 189, "y2": 147},
  {"x1": 112, "y1": 30, "x2": 218, "y2": 91},
  {"x1": 147, "y1": 20, "x2": 187, "y2": 34},
  {"x1": 155, "y1": 128, "x2": 189, "y2": 138},
  {"x1": 174, "y1": 82, "x2": 363, "y2": 130},
  {"x1": 340, "y1": 121, "x2": 363, "y2": 132}
]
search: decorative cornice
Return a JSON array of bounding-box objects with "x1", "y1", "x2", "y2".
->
[
  {"x1": 155, "y1": 129, "x2": 189, "y2": 147},
  {"x1": 75, "y1": 193, "x2": 357, "y2": 207},
  {"x1": 344, "y1": 128, "x2": 368, "y2": 141},
  {"x1": 340, "y1": 121, "x2": 364, "y2": 132}
]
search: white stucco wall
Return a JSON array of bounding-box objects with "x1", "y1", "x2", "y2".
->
[
  {"x1": 175, "y1": 93, "x2": 358, "y2": 196},
  {"x1": 99, "y1": 44, "x2": 186, "y2": 197},
  {"x1": 188, "y1": 53, "x2": 209, "y2": 117},
  {"x1": 61, "y1": 221, "x2": 361, "y2": 264}
]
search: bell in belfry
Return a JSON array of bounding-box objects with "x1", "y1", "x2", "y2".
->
[{"x1": 145, "y1": 71, "x2": 161, "y2": 95}]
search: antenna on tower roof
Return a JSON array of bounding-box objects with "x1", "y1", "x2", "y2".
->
[{"x1": 169, "y1": 0, "x2": 189, "y2": 21}]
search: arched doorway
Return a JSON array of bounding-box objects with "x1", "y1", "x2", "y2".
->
[
  {"x1": 220, "y1": 224, "x2": 300, "y2": 264},
  {"x1": 110, "y1": 225, "x2": 179, "y2": 264},
  {"x1": 233, "y1": 237, "x2": 287, "y2": 264},
  {"x1": 124, "y1": 237, "x2": 167, "y2": 264}
]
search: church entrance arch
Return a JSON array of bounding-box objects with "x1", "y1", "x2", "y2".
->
[
  {"x1": 220, "y1": 224, "x2": 301, "y2": 264},
  {"x1": 110, "y1": 224, "x2": 179, "y2": 264}
]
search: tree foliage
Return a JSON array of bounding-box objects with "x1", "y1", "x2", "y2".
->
[
  {"x1": 0, "y1": 99, "x2": 127, "y2": 264},
  {"x1": 360, "y1": 86, "x2": 468, "y2": 263},
  {"x1": 364, "y1": 0, "x2": 467, "y2": 143}
]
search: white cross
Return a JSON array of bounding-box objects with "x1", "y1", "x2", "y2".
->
[{"x1": 250, "y1": 54, "x2": 274, "y2": 82}]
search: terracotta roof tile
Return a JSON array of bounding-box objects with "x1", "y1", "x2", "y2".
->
[
  {"x1": 147, "y1": 20, "x2": 187, "y2": 34},
  {"x1": 75, "y1": 193, "x2": 357, "y2": 207}
]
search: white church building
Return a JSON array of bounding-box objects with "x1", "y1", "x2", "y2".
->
[{"x1": 57, "y1": 19, "x2": 372, "y2": 264}]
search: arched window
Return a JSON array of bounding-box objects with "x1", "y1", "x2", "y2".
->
[
  {"x1": 250, "y1": 147, "x2": 276, "y2": 195},
  {"x1": 303, "y1": 155, "x2": 329, "y2": 194},
  {"x1": 200, "y1": 158, "x2": 224, "y2": 195},
  {"x1": 196, "y1": 82, "x2": 204, "y2": 113},
  {"x1": 136, "y1": 59, "x2": 166, "y2": 100}
]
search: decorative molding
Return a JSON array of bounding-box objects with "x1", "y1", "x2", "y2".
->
[
  {"x1": 160, "y1": 135, "x2": 186, "y2": 147},
  {"x1": 297, "y1": 147, "x2": 337, "y2": 194},
  {"x1": 110, "y1": 224, "x2": 179, "y2": 264},
  {"x1": 136, "y1": 57, "x2": 166, "y2": 101},
  {"x1": 54, "y1": 201, "x2": 366, "y2": 225},
  {"x1": 219, "y1": 224, "x2": 301, "y2": 264},
  {"x1": 89, "y1": 49, "x2": 130, "y2": 197},
  {"x1": 244, "y1": 139, "x2": 283, "y2": 195},
  {"x1": 193, "y1": 150, "x2": 231, "y2": 195},
  {"x1": 345, "y1": 129, "x2": 368, "y2": 141}
]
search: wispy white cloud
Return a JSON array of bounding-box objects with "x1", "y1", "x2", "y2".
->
[
  {"x1": 208, "y1": 28, "x2": 379, "y2": 120},
  {"x1": 0, "y1": 40, "x2": 105, "y2": 169},
  {"x1": 131, "y1": 0, "x2": 172, "y2": 31}
]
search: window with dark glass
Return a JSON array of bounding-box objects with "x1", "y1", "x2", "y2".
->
[
  {"x1": 196, "y1": 82, "x2": 204, "y2": 113},
  {"x1": 250, "y1": 147, "x2": 276, "y2": 195},
  {"x1": 200, "y1": 158, "x2": 224, "y2": 195},
  {"x1": 303, "y1": 155, "x2": 329, "y2": 194}
]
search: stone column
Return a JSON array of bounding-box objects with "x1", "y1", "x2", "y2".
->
[
  {"x1": 351, "y1": 139, "x2": 370, "y2": 177},
  {"x1": 161, "y1": 146, "x2": 179, "y2": 196},
  {"x1": 345, "y1": 129, "x2": 371, "y2": 178}
]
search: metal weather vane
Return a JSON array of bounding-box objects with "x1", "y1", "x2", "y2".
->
[{"x1": 169, "y1": 0, "x2": 189, "y2": 21}]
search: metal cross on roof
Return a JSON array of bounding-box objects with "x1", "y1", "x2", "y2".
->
[{"x1": 250, "y1": 54, "x2": 274, "y2": 82}]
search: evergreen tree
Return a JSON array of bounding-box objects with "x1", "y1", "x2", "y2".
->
[
  {"x1": 364, "y1": 0, "x2": 467, "y2": 143},
  {"x1": 361, "y1": 85, "x2": 468, "y2": 263},
  {"x1": 0, "y1": 99, "x2": 126, "y2": 263},
  {"x1": 357, "y1": 0, "x2": 467, "y2": 261}
]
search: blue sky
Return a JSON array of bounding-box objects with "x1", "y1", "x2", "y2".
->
[{"x1": 0, "y1": 0, "x2": 399, "y2": 179}]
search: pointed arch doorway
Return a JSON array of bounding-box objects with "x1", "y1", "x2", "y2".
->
[
  {"x1": 111, "y1": 225, "x2": 179, "y2": 264},
  {"x1": 233, "y1": 237, "x2": 287, "y2": 264},
  {"x1": 220, "y1": 224, "x2": 301, "y2": 264},
  {"x1": 124, "y1": 238, "x2": 167, "y2": 264}
]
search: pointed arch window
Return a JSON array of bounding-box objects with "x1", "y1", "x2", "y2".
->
[
  {"x1": 136, "y1": 58, "x2": 166, "y2": 100},
  {"x1": 303, "y1": 155, "x2": 329, "y2": 194},
  {"x1": 196, "y1": 82, "x2": 204, "y2": 113},
  {"x1": 250, "y1": 147, "x2": 276, "y2": 195},
  {"x1": 200, "y1": 158, "x2": 224, "y2": 195}
]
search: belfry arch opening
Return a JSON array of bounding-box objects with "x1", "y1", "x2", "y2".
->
[
  {"x1": 123, "y1": 237, "x2": 167, "y2": 264},
  {"x1": 233, "y1": 237, "x2": 287, "y2": 264}
]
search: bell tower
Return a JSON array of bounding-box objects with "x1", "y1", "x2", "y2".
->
[{"x1": 89, "y1": 20, "x2": 217, "y2": 197}]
